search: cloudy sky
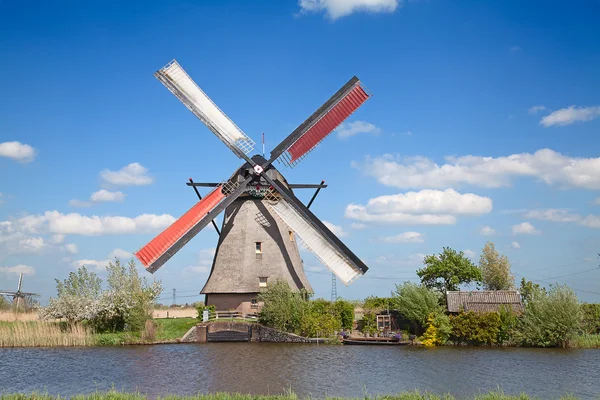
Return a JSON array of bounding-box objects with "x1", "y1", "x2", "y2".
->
[{"x1": 1, "y1": 0, "x2": 599, "y2": 303}]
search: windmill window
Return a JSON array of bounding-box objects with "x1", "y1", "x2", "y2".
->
[
  {"x1": 255, "y1": 242, "x2": 262, "y2": 253},
  {"x1": 289, "y1": 231, "x2": 294, "y2": 242},
  {"x1": 259, "y1": 277, "x2": 268, "y2": 287}
]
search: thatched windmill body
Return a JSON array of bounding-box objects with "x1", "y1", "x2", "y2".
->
[{"x1": 135, "y1": 60, "x2": 371, "y2": 313}]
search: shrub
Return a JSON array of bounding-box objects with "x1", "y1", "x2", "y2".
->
[
  {"x1": 580, "y1": 303, "x2": 600, "y2": 334},
  {"x1": 363, "y1": 296, "x2": 393, "y2": 312},
  {"x1": 392, "y1": 282, "x2": 442, "y2": 326},
  {"x1": 497, "y1": 305, "x2": 519, "y2": 345},
  {"x1": 519, "y1": 284, "x2": 582, "y2": 348},
  {"x1": 258, "y1": 280, "x2": 308, "y2": 333},
  {"x1": 196, "y1": 304, "x2": 216, "y2": 321},
  {"x1": 421, "y1": 311, "x2": 451, "y2": 347},
  {"x1": 333, "y1": 299, "x2": 355, "y2": 330},
  {"x1": 360, "y1": 312, "x2": 377, "y2": 335},
  {"x1": 450, "y1": 311, "x2": 501, "y2": 346}
]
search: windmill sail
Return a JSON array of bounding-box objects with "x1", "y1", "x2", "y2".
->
[
  {"x1": 154, "y1": 60, "x2": 255, "y2": 159},
  {"x1": 269, "y1": 76, "x2": 370, "y2": 167},
  {"x1": 136, "y1": 179, "x2": 250, "y2": 273},
  {"x1": 263, "y1": 180, "x2": 368, "y2": 285}
]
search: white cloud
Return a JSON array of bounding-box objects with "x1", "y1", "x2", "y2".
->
[
  {"x1": 511, "y1": 241, "x2": 521, "y2": 249},
  {"x1": 0, "y1": 264, "x2": 35, "y2": 276},
  {"x1": 345, "y1": 189, "x2": 491, "y2": 226},
  {"x1": 182, "y1": 248, "x2": 216, "y2": 276},
  {"x1": 345, "y1": 204, "x2": 457, "y2": 225},
  {"x1": 509, "y1": 45, "x2": 521, "y2": 53},
  {"x1": 593, "y1": 197, "x2": 600, "y2": 205},
  {"x1": 73, "y1": 258, "x2": 110, "y2": 272},
  {"x1": 100, "y1": 163, "x2": 153, "y2": 186},
  {"x1": 336, "y1": 121, "x2": 381, "y2": 139},
  {"x1": 464, "y1": 249, "x2": 476, "y2": 259},
  {"x1": 512, "y1": 222, "x2": 541, "y2": 235},
  {"x1": 298, "y1": 0, "x2": 400, "y2": 20},
  {"x1": 0, "y1": 141, "x2": 36, "y2": 163},
  {"x1": 90, "y1": 190, "x2": 126, "y2": 203},
  {"x1": 305, "y1": 265, "x2": 325, "y2": 272},
  {"x1": 480, "y1": 226, "x2": 496, "y2": 236},
  {"x1": 108, "y1": 248, "x2": 132, "y2": 259},
  {"x1": 521, "y1": 208, "x2": 600, "y2": 229},
  {"x1": 528, "y1": 105, "x2": 547, "y2": 115},
  {"x1": 17, "y1": 236, "x2": 47, "y2": 253},
  {"x1": 523, "y1": 209, "x2": 581, "y2": 223},
  {"x1": 9, "y1": 211, "x2": 175, "y2": 236},
  {"x1": 357, "y1": 149, "x2": 600, "y2": 190},
  {"x1": 351, "y1": 223, "x2": 367, "y2": 230},
  {"x1": 69, "y1": 199, "x2": 92, "y2": 208},
  {"x1": 323, "y1": 221, "x2": 348, "y2": 237},
  {"x1": 540, "y1": 105, "x2": 600, "y2": 127},
  {"x1": 380, "y1": 231, "x2": 424, "y2": 243},
  {"x1": 64, "y1": 243, "x2": 78, "y2": 254},
  {"x1": 363, "y1": 189, "x2": 492, "y2": 215},
  {"x1": 51, "y1": 234, "x2": 66, "y2": 244}
]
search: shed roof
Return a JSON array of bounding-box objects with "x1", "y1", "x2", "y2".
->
[{"x1": 446, "y1": 290, "x2": 524, "y2": 313}]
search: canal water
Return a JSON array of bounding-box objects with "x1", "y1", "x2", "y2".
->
[{"x1": 0, "y1": 343, "x2": 598, "y2": 399}]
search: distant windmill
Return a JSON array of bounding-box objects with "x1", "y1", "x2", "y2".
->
[{"x1": 0, "y1": 273, "x2": 40, "y2": 310}]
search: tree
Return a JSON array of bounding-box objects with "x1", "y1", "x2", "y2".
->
[
  {"x1": 479, "y1": 241, "x2": 515, "y2": 290},
  {"x1": 417, "y1": 247, "x2": 482, "y2": 293},
  {"x1": 392, "y1": 282, "x2": 442, "y2": 325},
  {"x1": 519, "y1": 284, "x2": 582, "y2": 348},
  {"x1": 519, "y1": 277, "x2": 545, "y2": 304}
]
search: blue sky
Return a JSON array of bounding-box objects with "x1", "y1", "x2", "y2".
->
[{"x1": 1, "y1": 0, "x2": 600, "y2": 303}]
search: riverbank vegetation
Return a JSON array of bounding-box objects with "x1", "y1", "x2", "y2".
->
[
  {"x1": 256, "y1": 241, "x2": 599, "y2": 349},
  {"x1": 0, "y1": 317, "x2": 196, "y2": 347},
  {"x1": 0, "y1": 389, "x2": 587, "y2": 400}
]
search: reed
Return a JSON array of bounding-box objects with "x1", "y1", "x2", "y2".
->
[
  {"x1": 0, "y1": 389, "x2": 587, "y2": 400},
  {"x1": 0, "y1": 320, "x2": 94, "y2": 347},
  {"x1": 569, "y1": 333, "x2": 600, "y2": 348},
  {"x1": 0, "y1": 311, "x2": 40, "y2": 322}
]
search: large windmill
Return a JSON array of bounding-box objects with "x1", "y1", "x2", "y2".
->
[
  {"x1": 135, "y1": 60, "x2": 371, "y2": 313},
  {"x1": 0, "y1": 273, "x2": 40, "y2": 310}
]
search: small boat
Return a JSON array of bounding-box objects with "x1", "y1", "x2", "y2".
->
[{"x1": 342, "y1": 338, "x2": 410, "y2": 346}]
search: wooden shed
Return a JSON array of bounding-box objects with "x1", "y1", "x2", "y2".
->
[{"x1": 446, "y1": 290, "x2": 524, "y2": 314}]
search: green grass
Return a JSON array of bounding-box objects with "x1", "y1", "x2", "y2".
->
[
  {"x1": 154, "y1": 318, "x2": 197, "y2": 341},
  {"x1": 0, "y1": 389, "x2": 588, "y2": 400}
]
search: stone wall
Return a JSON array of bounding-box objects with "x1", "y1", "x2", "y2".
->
[
  {"x1": 251, "y1": 324, "x2": 310, "y2": 343},
  {"x1": 180, "y1": 322, "x2": 312, "y2": 343}
]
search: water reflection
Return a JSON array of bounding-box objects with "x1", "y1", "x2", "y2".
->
[{"x1": 0, "y1": 344, "x2": 598, "y2": 399}]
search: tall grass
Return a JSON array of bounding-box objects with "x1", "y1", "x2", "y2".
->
[
  {"x1": 0, "y1": 321, "x2": 94, "y2": 347},
  {"x1": 569, "y1": 333, "x2": 600, "y2": 348},
  {"x1": 0, "y1": 389, "x2": 587, "y2": 400},
  {"x1": 0, "y1": 311, "x2": 40, "y2": 322}
]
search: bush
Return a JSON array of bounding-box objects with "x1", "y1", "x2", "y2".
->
[
  {"x1": 196, "y1": 304, "x2": 216, "y2": 321},
  {"x1": 363, "y1": 296, "x2": 393, "y2": 312},
  {"x1": 450, "y1": 311, "x2": 501, "y2": 346},
  {"x1": 333, "y1": 299, "x2": 356, "y2": 330},
  {"x1": 360, "y1": 312, "x2": 377, "y2": 335},
  {"x1": 392, "y1": 282, "x2": 442, "y2": 331},
  {"x1": 519, "y1": 284, "x2": 582, "y2": 348},
  {"x1": 580, "y1": 303, "x2": 600, "y2": 334},
  {"x1": 421, "y1": 311, "x2": 451, "y2": 347},
  {"x1": 497, "y1": 305, "x2": 519, "y2": 345},
  {"x1": 258, "y1": 280, "x2": 308, "y2": 333}
]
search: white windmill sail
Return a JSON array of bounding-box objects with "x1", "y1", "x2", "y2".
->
[
  {"x1": 266, "y1": 198, "x2": 362, "y2": 285},
  {"x1": 155, "y1": 60, "x2": 255, "y2": 157}
]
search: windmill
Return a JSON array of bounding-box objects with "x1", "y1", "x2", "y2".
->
[
  {"x1": 135, "y1": 60, "x2": 371, "y2": 313},
  {"x1": 0, "y1": 273, "x2": 40, "y2": 310}
]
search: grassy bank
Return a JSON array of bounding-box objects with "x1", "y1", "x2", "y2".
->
[
  {"x1": 569, "y1": 334, "x2": 600, "y2": 349},
  {"x1": 0, "y1": 318, "x2": 197, "y2": 347},
  {"x1": 0, "y1": 389, "x2": 585, "y2": 400}
]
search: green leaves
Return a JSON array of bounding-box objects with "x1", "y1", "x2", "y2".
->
[
  {"x1": 392, "y1": 282, "x2": 442, "y2": 326},
  {"x1": 417, "y1": 247, "x2": 482, "y2": 293}
]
